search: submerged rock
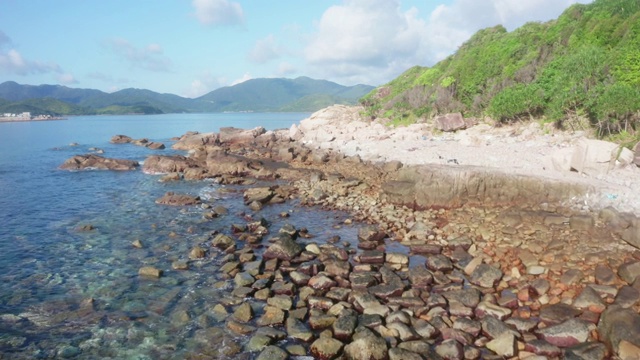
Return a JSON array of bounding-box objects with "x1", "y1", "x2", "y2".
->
[{"x1": 155, "y1": 192, "x2": 201, "y2": 206}]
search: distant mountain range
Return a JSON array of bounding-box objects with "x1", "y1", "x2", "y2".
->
[{"x1": 0, "y1": 77, "x2": 374, "y2": 115}]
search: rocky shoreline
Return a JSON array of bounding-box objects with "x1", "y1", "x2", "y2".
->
[{"x1": 58, "y1": 107, "x2": 640, "y2": 359}]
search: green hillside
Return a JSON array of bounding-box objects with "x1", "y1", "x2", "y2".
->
[
  {"x1": 0, "y1": 98, "x2": 90, "y2": 116},
  {"x1": 361, "y1": 0, "x2": 640, "y2": 141}
]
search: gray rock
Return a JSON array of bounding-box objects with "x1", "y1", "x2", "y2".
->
[
  {"x1": 598, "y1": 305, "x2": 640, "y2": 356},
  {"x1": 357, "y1": 225, "x2": 386, "y2": 242},
  {"x1": 564, "y1": 342, "x2": 608, "y2": 360},
  {"x1": 311, "y1": 337, "x2": 344, "y2": 360},
  {"x1": 343, "y1": 329, "x2": 388, "y2": 360},
  {"x1": 442, "y1": 288, "x2": 481, "y2": 308},
  {"x1": 286, "y1": 318, "x2": 314, "y2": 342},
  {"x1": 232, "y1": 302, "x2": 253, "y2": 323},
  {"x1": 614, "y1": 285, "x2": 640, "y2": 308},
  {"x1": 263, "y1": 236, "x2": 303, "y2": 261},
  {"x1": 434, "y1": 112, "x2": 467, "y2": 132},
  {"x1": 256, "y1": 345, "x2": 288, "y2": 360},
  {"x1": 333, "y1": 314, "x2": 358, "y2": 341},
  {"x1": 435, "y1": 339, "x2": 464, "y2": 359},
  {"x1": 60, "y1": 154, "x2": 139, "y2": 171},
  {"x1": 594, "y1": 264, "x2": 617, "y2": 285},
  {"x1": 486, "y1": 332, "x2": 517, "y2": 357},
  {"x1": 619, "y1": 260, "x2": 640, "y2": 284},
  {"x1": 245, "y1": 334, "x2": 272, "y2": 352},
  {"x1": 469, "y1": 264, "x2": 503, "y2": 288},
  {"x1": 573, "y1": 286, "x2": 605, "y2": 311},
  {"x1": 536, "y1": 318, "x2": 590, "y2": 347},
  {"x1": 389, "y1": 348, "x2": 423, "y2": 360},
  {"x1": 426, "y1": 254, "x2": 453, "y2": 272},
  {"x1": 481, "y1": 316, "x2": 520, "y2": 340},
  {"x1": 257, "y1": 306, "x2": 285, "y2": 326},
  {"x1": 211, "y1": 234, "x2": 235, "y2": 249},
  {"x1": 155, "y1": 192, "x2": 201, "y2": 206},
  {"x1": 539, "y1": 303, "x2": 582, "y2": 325},
  {"x1": 524, "y1": 339, "x2": 562, "y2": 357}
]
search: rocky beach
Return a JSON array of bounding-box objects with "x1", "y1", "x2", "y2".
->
[{"x1": 48, "y1": 106, "x2": 640, "y2": 359}]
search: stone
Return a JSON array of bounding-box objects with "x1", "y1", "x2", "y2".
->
[
  {"x1": 333, "y1": 314, "x2": 358, "y2": 341},
  {"x1": 573, "y1": 286, "x2": 606, "y2": 312},
  {"x1": 286, "y1": 318, "x2": 314, "y2": 342},
  {"x1": 560, "y1": 269, "x2": 584, "y2": 285},
  {"x1": 211, "y1": 234, "x2": 235, "y2": 249},
  {"x1": 481, "y1": 316, "x2": 520, "y2": 340},
  {"x1": 310, "y1": 337, "x2": 344, "y2": 360},
  {"x1": 244, "y1": 187, "x2": 275, "y2": 205},
  {"x1": 138, "y1": 266, "x2": 162, "y2": 278},
  {"x1": 570, "y1": 138, "x2": 620, "y2": 176},
  {"x1": 426, "y1": 254, "x2": 453, "y2": 272},
  {"x1": 263, "y1": 236, "x2": 303, "y2": 261},
  {"x1": 435, "y1": 339, "x2": 464, "y2": 359},
  {"x1": 524, "y1": 339, "x2": 562, "y2": 357},
  {"x1": 469, "y1": 264, "x2": 503, "y2": 288},
  {"x1": 564, "y1": 342, "x2": 608, "y2": 360},
  {"x1": 475, "y1": 301, "x2": 512, "y2": 320},
  {"x1": 618, "y1": 340, "x2": 640, "y2": 360},
  {"x1": 408, "y1": 266, "x2": 433, "y2": 288},
  {"x1": 434, "y1": 112, "x2": 467, "y2": 132},
  {"x1": 536, "y1": 318, "x2": 590, "y2": 347},
  {"x1": 619, "y1": 261, "x2": 640, "y2": 284},
  {"x1": 540, "y1": 303, "x2": 582, "y2": 325},
  {"x1": 189, "y1": 246, "x2": 206, "y2": 259},
  {"x1": 595, "y1": 264, "x2": 617, "y2": 285},
  {"x1": 343, "y1": 330, "x2": 388, "y2": 360},
  {"x1": 146, "y1": 141, "x2": 165, "y2": 150},
  {"x1": 257, "y1": 306, "x2": 285, "y2": 326},
  {"x1": 598, "y1": 305, "x2": 640, "y2": 356},
  {"x1": 267, "y1": 295, "x2": 293, "y2": 310},
  {"x1": 245, "y1": 335, "x2": 272, "y2": 352},
  {"x1": 358, "y1": 225, "x2": 386, "y2": 242},
  {"x1": 256, "y1": 345, "x2": 288, "y2": 360},
  {"x1": 388, "y1": 348, "x2": 423, "y2": 360},
  {"x1": 486, "y1": 332, "x2": 517, "y2": 357},
  {"x1": 110, "y1": 134, "x2": 133, "y2": 143},
  {"x1": 155, "y1": 192, "x2": 201, "y2": 206},
  {"x1": 614, "y1": 286, "x2": 640, "y2": 308},
  {"x1": 232, "y1": 302, "x2": 253, "y2": 323},
  {"x1": 142, "y1": 154, "x2": 199, "y2": 174},
  {"x1": 308, "y1": 273, "x2": 337, "y2": 290},
  {"x1": 60, "y1": 154, "x2": 139, "y2": 171}
]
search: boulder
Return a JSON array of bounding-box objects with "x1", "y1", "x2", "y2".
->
[
  {"x1": 142, "y1": 155, "x2": 200, "y2": 174},
  {"x1": 59, "y1": 154, "x2": 139, "y2": 171},
  {"x1": 110, "y1": 134, "x2": 133, "y2": 143},
  {"x1": 172, "y1": 132, "x2": 219, "y2": 150},
  {"x1": 434, "y1": 113, "x2": 467, "y2": 132},
  {"x1": 218, "y1": 126, "x2": 266, "y2": 145},
  {"x1": 343, "y1": 329, "x2": 388, "y2": 360},
  {"x1": 598, "y1": 305, "x2": 640, "y2": 356},
  {"x1": 263, "y1": 236, "x2": 303, "y2": 261},
  {"x1": 634, "y1": 141, "x2": 640, "y2": 166},
  {"x1": 146, "y1": 141, "x2": 165, "y2": 150},
  {"x1": 569, "y1": 138, "x2": 625, "y2": 176},
  {"x1": 310, "y1": 337, "x2": 344, "y2": 360},
  {"x1": 155, "y1": 192, "x2": 201, "y2": 206}
]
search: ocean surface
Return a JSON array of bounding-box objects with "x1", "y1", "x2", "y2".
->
[{"x1": 0, "y1": 113, "x2": 364, "y2": 359}]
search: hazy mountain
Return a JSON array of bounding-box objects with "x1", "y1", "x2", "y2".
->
[{"x1": 0, "y1": 77, "x2": 374, "y2": 115}]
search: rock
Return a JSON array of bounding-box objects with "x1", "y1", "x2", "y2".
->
[
  {"x1": 614, "y1": 286, "x2": 640, "y2": 308},
  {"x1": 540, "y1": 303, "x2": 582, "y2": 324},
  {"x1": 598, "y1": 305, "x2": 640, "y2": 356},
  {"x1": 245, "y1": 334, "x2": 272, "y2": 352},
  {"x1": 570, "y1": 138, "x2": 621, "y2": 176},
  {"x1": 564, "y1": 342, "x2": 608, "y2": 360},
  {"x1": 263, "y1": 236, "x2": 303, "y2": 261},
  {"x1": 618, "y1": 340, "x2": 640, "y2": 360},
  {"x1": 110, "y1": 134, "x2": 133, "y2": 143},
  {"x1": 388, "y1": 348, "x2": 423, "y2": 360},
  {"x1": 232, "y1": 302, "x2": 253, "y2": 323},
  {"x1": 358, "y1": 225, "x2": 386, "y2": 242},
  {"x1": 257, "y1": 306, "x2": 286, "y2": 326},
  {"x1": 434, "y1": 113, "x2": 467, "y2": 132},
  {"x1": 481, "y1": 316, "x2": 520, "y2": 339},
  {"x1": 155, "y1": 192, "x2": 201, "y2": 206},
  {"x1": 426, "y1": 254, "x2": 453, "y2": 272},
  {"x1": 219, "y1": 126, "x2": 266, "y2": 145},
  {"x1": 333, "y1": 315, "x2": 358, "y2": 341},
  {"x1": 142, "y1": 155, "x2": 199, "y2": 174},
  {"x1": 60, "y1": 154, "x2": 139, "y2": 171},
  {"x1": 573, "y1": 286, "x2": 606, "y2": 312},
  {"x1": 486, "y1": 332, "x2": 517, "y2": 357},
  {"x1": 343, "y1": 329, "x2": 388, "y2": 360},
  {"x1": 409, "y1": 266, "x2": 433, "y2": 288},
  {"x1": 172, "y1": 131, "x2": 218, "y2": 150},
  {"x1": 244, "y1": 187, "x2": 275, "y2": 204},
  {"x1": 146, "y1": 141, "x2": 165, "y2": 150},
  {"x1": 619, "y1": 260, "x2": 640, "y2": 284},
  {"x1": 435, "y1": 339, "x2": 464, "y2": 359},
  {"x1": 469, "y1": 264, "x2": 503, "y2": 288},
  {"x1": 138, "y1": 266, "x2": 162, "y2": 278},
  {"x1": 256, "y1": 345, "x2": 288, "y2": 360},
  {"x1": 595, "y1": 264, "x2": 617, "y2": 285},
  {"x1": 524, "y1": 339, "x2": 562, "y2": 357},
  {"x1": 536, "y1": 318, "x2": 590, "y2": 347},
  {"x1": 310, "y1": 337, "x2": 344, "y2": 360},
  {"x1": 211, "y1": 234, "x2": 235, "y2": 249},
  {"x1": 189, "y1": 246, "x2": 206, "y2": 259},
  {"x1": 286, "y1": 318, "x2": 314, "y2": 342}
]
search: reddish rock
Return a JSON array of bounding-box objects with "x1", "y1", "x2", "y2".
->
[
  {"x1": 60, "y1": 154, "x2": 139, "y2": 171},
  {"x1": 155, "y1": 192, "x2": 201, "y2": 206}
]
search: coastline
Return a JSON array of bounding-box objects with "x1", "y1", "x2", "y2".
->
[{"x1": 0, "y1": 116, "x2": 66, "y2": 123}]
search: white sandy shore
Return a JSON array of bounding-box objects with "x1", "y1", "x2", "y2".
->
[{"x1": 291, "y1": 105, "x2": 640, "y2": 215}]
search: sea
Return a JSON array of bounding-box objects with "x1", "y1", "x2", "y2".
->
[{"x1": 0, "y1": 113, "x2": 364, "y2": 359}]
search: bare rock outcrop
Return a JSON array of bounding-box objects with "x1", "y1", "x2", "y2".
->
[{"x1": 60, "y1": 154, "x2": 139, "y2": 171}]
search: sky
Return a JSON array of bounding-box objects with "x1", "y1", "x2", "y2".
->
[{"x1": 0, "y1": 0, "x2": 592, "y2": 98}]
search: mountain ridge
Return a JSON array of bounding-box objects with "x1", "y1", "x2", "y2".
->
[{"x1": 0, "y1": 77, "x2": 374, "y2": 115}]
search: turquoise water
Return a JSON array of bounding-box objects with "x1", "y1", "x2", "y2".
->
[{"x1": 0, "y1": 113, "x2": 360, "y2": 358}]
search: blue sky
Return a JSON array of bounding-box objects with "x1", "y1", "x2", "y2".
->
[{"x1": 0, "y1": 0, "x2": 591, "y2": 98}]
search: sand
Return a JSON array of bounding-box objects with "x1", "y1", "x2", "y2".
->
[{"x1": 291, "y1": 105, "x2": 640, "y2": 215}]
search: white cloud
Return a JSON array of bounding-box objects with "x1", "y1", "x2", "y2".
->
[
  {"x1": 0, "y1": 31, "x2": 11, "y2": 49},
  {"x1": 184, "y1": 71, "x2": 228, "y2": 98},
  {"x1": 106, "y1": 38, "x2": 172, "y2": 72},
  {"x1": 231, "y1": 72, "x2": 252, "y2": 86},
  {"x1": 192, "y1": 0, "x2": 244, "y2": 26},
  {"x1": 277, "y1": 62, "x2": 297, "y2": 77},
  {"x1": 0, "y1": 48, "x2": 62, "y2": 75},
  {"x1": 57, "y1": 73, "x2": 78, "y2": 84},
  {"x1": 247, "y1": 35, "x2": 281, "y2": 64},
  {"x1": 304, "y1": 0, "x2": 592, "y2": 86}
]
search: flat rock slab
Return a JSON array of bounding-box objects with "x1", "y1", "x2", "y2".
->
[
  {"x1": 155, "y1": 192, "x2": 201, "y2": 206},
  {"x1": 536, "y1": 318, "x2": 589, "y2": 347},
  {"x1": 60, "y1": 154, "x2": 139, "y2": 171}
]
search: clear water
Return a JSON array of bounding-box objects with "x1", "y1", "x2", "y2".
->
[{"x1": 0, "y1": 113, "x2": 362, "y2": 359}]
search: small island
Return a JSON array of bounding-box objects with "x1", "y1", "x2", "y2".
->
[{"x1": 0, "y1": 111, "x2": 65, "y2": 122}]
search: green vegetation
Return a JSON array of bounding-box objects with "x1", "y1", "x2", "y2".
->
[
  {"x1": 0, "y1": 98, "x2": 91, "y2": 116},
  {"x1": 361, "y1": 0, "x2": 640, "y2": 143}
]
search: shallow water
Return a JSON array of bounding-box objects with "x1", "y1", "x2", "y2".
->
[{"x1": 0, "y1": 113, "x2": 371, "y2": 358}]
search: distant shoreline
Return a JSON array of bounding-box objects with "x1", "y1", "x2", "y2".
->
[{"x1": 0, "y1": 116, "x2": 66, "y2": 123}]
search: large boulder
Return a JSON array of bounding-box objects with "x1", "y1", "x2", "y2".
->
[
  {"x1": 110, "y1": 134, "x2": 133, "y2": 144},
  {"x1": 434, "y1": 113, "x2": 467, "y2": 132},
  {"x1": 598, "y1": 305, "x2": 640, "y2": 356},
  {"x1": 206, "y1": 152, "x2": 262, "y2": 177},
  {"x1": 172, "y1": 132, "x2": 219, "y2": 150},
  {"x1": 569, "y1": 138, "x2": 633, "y2": 176},
  {"x1": 60, "y1": 154, "x2": 139, "y2": 171},
  {"x1": 218, "y1": 127, "x2": 266, "y2": 145},
  {"x1": 263, "y1": 236, "x2": 303, "y2": 261},
  {"x1": 142, "y1": 155, "x2": 201, "y2": 174}
]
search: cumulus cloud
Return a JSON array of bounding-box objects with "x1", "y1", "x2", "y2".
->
[
  {"x1": 192, "y1": 0, "x2": 244, "y2": 26},
  {"x1": 0, "y1": 48, "x2": 62, "y2": 75},
  {"x1": 247, "y1": 35, "x2": 281, "y2": 64},
  {"x1": 231, "y1": 72, "x2": 252, "y2": 86},
  {"x1": 57, "y1": 73, "x2": 78, "y2": 85},
  {"x1": 305, "y1": 0, "x2": 591, "y2": 86},
  {"x1": 277, "y1": 62, "x2": 297, "y2": 77},
  {"x1": 105, "y1": 38, "x2": 172, "y2": 72},
  {"x1": 184, "y1": 71, "x2": 228, "y2": 98}
]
